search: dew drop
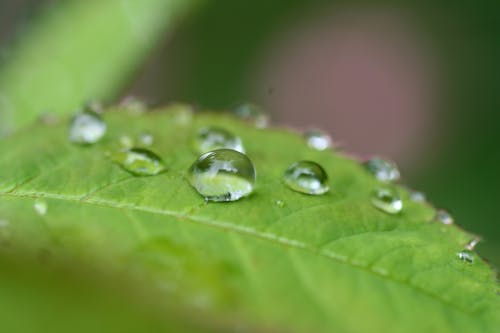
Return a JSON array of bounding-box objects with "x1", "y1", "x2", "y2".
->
[
  {"x1": 465, "y1": 238, "x2": 481, "y2": 251},
  {"x1": 69, "y1": 109, "x2": 106, "y2": 144},
  {"x1": 275, "y1": 200, "x2": 285, "y2": 208},
  {"x1": 119, "y1": 96, "x2": 147, "y2": 115},
  {"x1": 138, "y1": 132, "x2": 154, "y2": 146},
  {"x1": 304, "y1": 129, "x2": 332, "y2": 151},
  {"x1": 371, "y1": 187, "x2": 403, "y2": 214},
  {"x1": 283, "y1": 161, "x2": 329, "y2": 195},
  {"x1": 33, "y1": 199, "x2": 48, "y2": 216},
  {"x1": 435, "y1": 209, "x2": 454, "y2": 225},
  {"x1": 109, "y1": 148, "x2": 166, "y2": 176},
  {"x1": 188, "y1": 149, "x2": 256, "y2": 202},
  {"x1": 457, "y1": 250, "x2": 474, "y2": 264},
  {"x1": 194, "y1": 126, "x2": 244, "y2": 154},
  {"x1": 119, "y1": 135, "x2": 134, "y2": 148},
  {"x1": 233, "y1": 103, "x2": 269, "y2": 128},
  {"x1": 409, "y1": 190, "x2": 426, "y2": 202},
  {"x1": 364, "y1": 157, "x2": 400, "y2": 182}
]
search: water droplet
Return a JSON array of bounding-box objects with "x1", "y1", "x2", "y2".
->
[
  {"x1": 194, "y1": 126, "x2": 244, "y2": 154},
  {"x1": 465, "y1": 237, "x2": 481, "y2": 251},
  {"x1": 33, "y1": 199, "x2": 48, "y2": 216},
  {"x1": 304, "y1": 129, "x2": 332, "y2": 151},
  {"x1": 109, "y1": 148, "x2": 166, "y2": 176},
  {"x1": 364, "y1": 157, "x2": 400, "y2": 182},
  {"x1": 0, "y1": 219, "x2": 9, "y2": 227},
  {"x1": 435, "y1": 209, "x2": 454, "y2": 225},
  {"x1": 371, "y1": 187, "x2": 403, "y2": 214},
  {"x1": 119, "y1": 96, "x2": 147, "y2": 115},
  {"x1": 119, "y1": 135, "x2": 134, "y2": 148},
  {"x1": 409, "y1": 190, "x2": 426, "y2": 202},
  {"x1": 233, "y1": 103, "x2": 269, "y2": 128},
  {"x1": 138, "y1": 132, "x2": 154, "y2": 146},
  {"x1": 283, "y1": 161, "x2": 329, "y2": 195},
  {"x1": 457, "y1": 250, "x2": 474, "y2": 264},
  {"x1": 275, "y1": 200, "x2": 286, "y2": 208},
  {"x1": 69, "y1": 109, "x2": 106, "y2": 144},
  {"x1": 85, "y1": 100, "x2": 103, "y2": 114},
  {"x1": 188, "y1": 149, "x2": 256, "y2": 202}
]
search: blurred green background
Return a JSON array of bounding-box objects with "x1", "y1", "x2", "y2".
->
[{"x1": 0, "y1": 0, "x2": 498, "y2": 269}]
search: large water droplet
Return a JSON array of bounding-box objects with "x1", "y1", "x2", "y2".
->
[
  {"x1": 233, "y1": 103, "x2": 269, "y2": 128},
  {"x1": 304, "y1": 129, "x2": 332, "y2": 151},
  {"x1": 364, "y1": 157, "x2": 400, "y2": 182},
  {"x1": 371, "y1": 187, "x2": 402, "y2": 214},
  {"x1": 33, "y1": 199, "x2": 48, "y2": 216},
  {"x1": 283, "y1": 161, "x2": 329, "y2": 195},
  {"x1": 109, "y1": 148, "x2": 166, "y2": 176},
  {"x1": 409, "y1": 190, "x2": 426, "y2": 202},
  {"x1": 194, "y1": 127, "x2": 244, "y2": 153},
  {"x1": 435, "y1": 209, "x2": 454, "y2": 225},
  {"x1": 457, "y1": 250, "x2": 474, "y2": 264},
  {"x1": 188, "y1": 149, "x2": 256, "y2": 202},
  {"x1": 69, "y1": 109, "x2": 106, "y2": 144},
  {"x1": 139, "y1": 132, "x2": 154, "y2": 146}
]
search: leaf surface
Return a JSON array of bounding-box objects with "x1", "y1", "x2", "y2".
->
[{"x1": 0, "y1": 106, "x2": 498, "y2": 332}]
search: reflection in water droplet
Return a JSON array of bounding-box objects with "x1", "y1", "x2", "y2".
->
[
  {"x1": 109, "y1": 148, "x2": 166, "y2": 176},
  {"x1": 188, "y1": 149, "x2": 256, "y2": 202},
  {"x1": 275, "y1": 200, "x2": 285, "y2": 208},
  {"x1": 119, "y1": 135, "x2": 134, "y2": 148},
  {"x1": 364, "y1": 157, "x2": 400, "y2": 182},
  {"x1": 409, "y1": 190, "x2": 426, "y2": 202},
  {"x1": 457, "y1": 250, "x2": 474, "y2": 264},
  {"x1": 34, "y1": 199, "x2": 48, "y2": 216},
  {"x1": 371, "y1": 187, "x2": 402, "y2": 214},
  {"x1": 435, "y1": 209, "x2": 454, "y2": 225},
  {"x1": 304, "y1": 129, "x2": 332, "y2": 151},
  {"x1": 465, "y1": 238, "x2": 481, "y2": 251},
  {"x1": 283, "y1": 161, "x2": 329, "y2": 195},
  {"x1": 139, "y1": 132, "x2": 154, "y2": 146},
  {"x1": 194, "y1": 127, "x2": 244, "y2": 153},
  {"x1": 233, "y1": 103, "x2": 269, "y2": 128},
  {"x1": 69, "y1": 109, "x2": 106, "y2": 144}
]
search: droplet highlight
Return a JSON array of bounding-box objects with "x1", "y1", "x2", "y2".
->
[
  {"x1": 364, "y1": 157, "x2": 400, "y2": 182},
  {"x1": 435, "y1": 209, "x2": 454, "y2": 225},
  {"x1": 304, "y1": 129, "x2": 332, "y2": 151},
  {"x1": 33, "y1": 199, "x2": 48, "y2": 216},
  {"x1": 371, "y1": 187, "x2": 402, "y2": 214},
  {"x1": 194, "y1": 127, "x2": 244, "y2": 153},
  {"x1": 69, "y1": 109, "x2": 106, "y2": 144},
  {"x1": 233, "y1": 103, "x2": 269, "y2": 128},
  {"x1": 457, "y1": 250, "x2": 474, "y2": 264},
  {"x1": 283, "y1": 161, "x2": 329, "y2": 195},
  {"x1": 188, "y1": 149, "x2": 256, "y2": 202},
  {"x1": 109, "y1": 148, "x2": 166, "y2": 176}
]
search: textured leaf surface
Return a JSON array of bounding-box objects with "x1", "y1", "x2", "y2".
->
[
  {"x1": 0, "y1": 106, "x2": 499, "y2": 332},
  {"x1": 0, "y1": 0, "x2": 198, "y2": 135}
]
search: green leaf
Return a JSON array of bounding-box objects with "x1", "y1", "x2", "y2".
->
[
  {"x1": 0, "y1": 106, "x2": 499, "y2": 332},
  {"x1": 0, "y1": 0, "x2": 199, "y2": 135}
]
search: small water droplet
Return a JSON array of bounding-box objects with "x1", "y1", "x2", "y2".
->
[
  {"x1": 457, "y1": 250, "x2": 474, "y2": 264},
  {"x1": 283, "y1": 161, "x2": 329, "y2": 195},
  {"x1": 275, "y1": 200, "x2": 285, "y2": 208},
  {"x1": 304, "y1": 129, "x2": 332, "y2": 151},
  {"x1": 33, "y1": 199, "x2": 48, "y2": 216},
  {"x1": 85, "y1": 100, "x2": 103, "y2": 114},
  {"x1": 364, "y1": 157, "x2": 400, "y2": 182},
  {"x1": 371, "y1": 187, "x2": 402, "y2": 214},
  {"x1": 465, "y1": 237, "x2": 481, "y2": 251},
  {"x1": 0, "y1": 219, "x2": 9, "y2": 227},
  {"x1": 409, "y1": 190, "x2": 426, "y2": 202},
  {"x1": 194, "y1": 126, "x2": 244, "y2": 154},
  {"x1": 138, "y1": 132, "x2": 154, "y2": 146},
  {"x1": 119, "y1": 135, "x2": 134, "y2": 148},
  {"x1": 233, "y1": 103, "x2": 269, "y2": 128},
  {"x1": 119, "y1": 96, "x2": 147, "y2": 115},
  {"x1": 69, "y1": 109, "x2": 106, "y2": 144},
  {"x1": 109, "y1": 148, "x2": 166, "y2": 176},
  {"x1": 188, "y1": 149, "x2": 256, "y2": 202},
  {"x1": 435, "y1": 209, "x2": 454, "y2": 225}
]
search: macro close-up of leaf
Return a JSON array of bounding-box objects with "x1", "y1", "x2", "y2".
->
[{"x1": 0, "y1": 106, "x2": 498, "y2": 332}]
